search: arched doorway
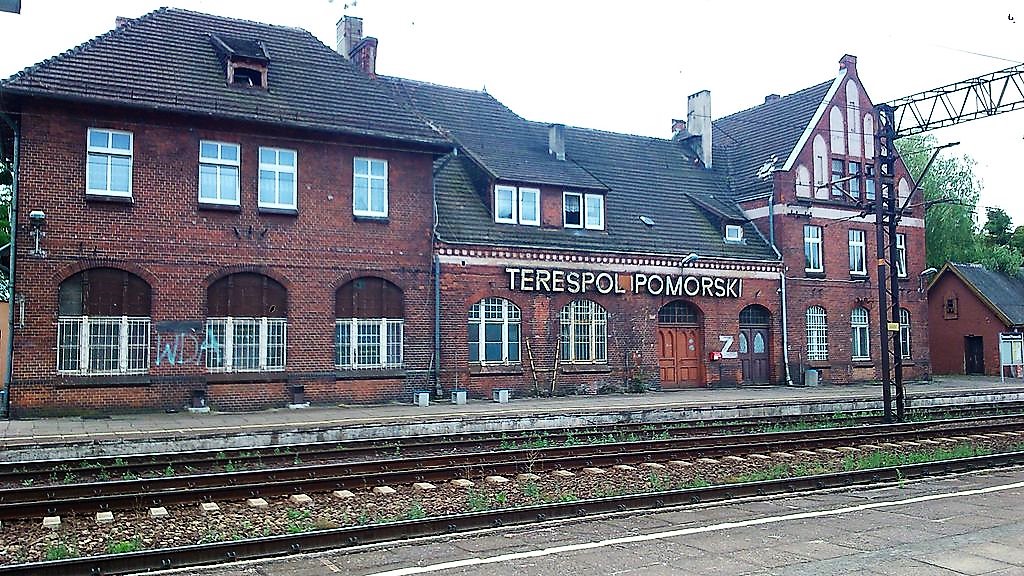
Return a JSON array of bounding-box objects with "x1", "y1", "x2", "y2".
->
[
  {"x1": 656, "y1": 301, "x2": 703, "y2": 388},
  {"x1": 739, "y1": 304, "x2": 771, "y2": 383}
]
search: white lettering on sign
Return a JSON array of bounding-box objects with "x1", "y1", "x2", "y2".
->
[
  {"x1": 719, "y1": 335, "x2": 738, "y2": 359},
  {"x1": 506, "y1": 268, "x2": 742, "y2": 298}
]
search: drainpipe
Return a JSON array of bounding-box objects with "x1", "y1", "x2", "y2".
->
[
  {"x1": 768, "y1": 187, "x2": 793, "y2": 386},
  {"x1": 431, "y1": 149, "x2": 457, "y2": 398},
  {"x1": 1, "y1": 111, "x2": 18, "y2": 418}
]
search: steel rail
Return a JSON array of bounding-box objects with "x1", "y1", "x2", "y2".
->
[
  {"x1": 4, "y1": 450, "x2": 1023, "y2": 576},
  {"x1": 0, "y1": 417, "x2": 1020, "y2": 519}
]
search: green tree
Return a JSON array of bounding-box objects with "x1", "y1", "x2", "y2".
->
[
  {"x1": 1011, "y1": 225, "x2": 1024, "y2": 254},
  {"x1": 895, "y1": 135, "x2": 981, "y2": 269},
  {"x1": 982, "y1": 206, "x2": 1013, "y2": 247},
  {"x1": 979, "y1": 244, "x2": 1023, "y2": 275}
]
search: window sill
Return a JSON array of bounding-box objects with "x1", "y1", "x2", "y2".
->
[
  {"x1": 205, "y1": 371, "x2": 286, "y2": 384},
  {"x1": 560, "y1": 363, "x2": 611, "y2": 374},
  {"x1": 56, "y1": 374, "x2": 151, "y2": 388},
  {"x1": 469, "y1": 364, "x2": 523, "y2": 376},
  {"x1": 198, "y1": 202, "x2": 242, "y2": 213},
  {"x1": 353, "y1": 214, "x2": 389, "y2": 223},
  {"x1": 85, "y1": 192, "x2": 134, "y2": 204},
  {"x1": 849, "y1": 273, "x2": 869, "y2": 281},
  {"x1": 899, "y1": 360, "x2": 915, "y2": 367},
  {"x1": 335, "y1": 368, "x2": 406, "y2": 380},
  {"x1": 258, "y1": 206, "x2": 298, "y2": 216}
]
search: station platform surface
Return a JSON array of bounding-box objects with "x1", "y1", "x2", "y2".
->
[{"x1": 1, "y1": 375, "x2": 1023, "y2": 460}]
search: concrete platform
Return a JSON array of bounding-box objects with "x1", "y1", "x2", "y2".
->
[{"x1": 1, "y1": 375, "x2": 1022, "y2": 462}]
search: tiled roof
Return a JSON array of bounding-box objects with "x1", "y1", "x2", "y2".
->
[
  {"x1": 948, "y1": 263, "x2": 1024, "y2": 326},
  {"x1": 712, "y1": 80, "x2": 833, "y2": 199},
  {"x1": 382, "y1": 77, "x2": 607, "y2": 190},
  {"x1": 1, "y1": 8, "x2": 446, "y2": 147},
  {"x1": 420, "y1": 81, "x2": 776, "y2": 260}
]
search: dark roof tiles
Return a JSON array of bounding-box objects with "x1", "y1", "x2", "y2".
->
[{"x1": 950, "y1": 263, "x2": 1024, "y2": 326}]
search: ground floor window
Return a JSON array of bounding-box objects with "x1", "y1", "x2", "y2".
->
[
  {"x1": 900, "y1": 308, "x2": 911, "y2": 360},
  {"x1": 851, "y1": 307, "x2": 870, "y2": 360},
  {"x1": 560, "y1": 299, "x2": 607, "y2": 363},
  {"x1": 205, "y1": 317, "x2": 287, "y2": 372},
  {"x1": 806, "y1": 306, "x2": 828, "y2": 361},
  {"x1": 336, "y1": 318, "x2": 403, "y2": 368},
  {"x1": 57, "y1": 316, "x2": 150, "y2": 374},
  {"x1": 468, "y1": 297, "x2": 521, "y2": 364}
]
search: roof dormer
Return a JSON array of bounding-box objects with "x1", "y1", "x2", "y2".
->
[{"x1": 210, "y1": 33, "x2": 270, "y2": 89}]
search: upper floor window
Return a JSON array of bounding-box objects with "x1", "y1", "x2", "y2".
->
[
  {"x1": 564, "y1": 192, "x2": 605, "y2": 230},
  {"x1": 899, "y1": 308, "x2": 912, "y2": 360},
  {"x1": 353, "y1": 157, "x2": 388, "y2": 218},
  {"x1": 199, "y1": 141, "x2": 240, "y2": 205},
  {"x1": 206, "y1": 272, "x2": 287, "y2": 373},
  {"x1": 851, "y1": 306, "x2": 870, "y2": 360},
  {"x1": 494, "y1": 185, "x2": 540, "y2": 226},
  {"x1": 831, "y1": 158, "x2": 845, "y2": 198},
  {"x1": 849, "y1": 229, "x2": 867, "y2": 276},
  {"x1": 725, "y1": 224, "x2": 744, "y2": 243},
  {"x1": 896, "y1": 233, "x2": 907, "y2": 277},
  {"x1": 806, "y1": 306, "x2": 828, "y2": 361},
  {"x1": 804, "y1": 225, "x2": 823, "y2": 273},
  {"x1": 560, "y1": 299, "x2": 607, "y2": 363},
  {"x1": 468, "y1": 297, "x2": 521, "y2": 364},
  {"x1": 865, "y1": 164, "x2": 876, "y2": 201},
  {"x1": 336, "y1": 277, "x2": 404, "y2": 369},
  {"x1": 944, "y1": 295, "x2": 959, "y2": 319},
  {"x1": 57, "y1": 268, "x2": 151, "y2": 375},
  {"x1": 848, "y1": 161, "x2": 861, "y2": 199},
  {"x1": 258, "y1": 147, "x2": 297, "y2": 211},
  {"x1": 86, "y1": 128, "x2": 133, "y2": 197}
]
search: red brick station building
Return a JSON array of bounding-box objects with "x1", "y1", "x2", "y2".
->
[{"x1": 0, "y1": 9, "x2": 929, "y2": 415}]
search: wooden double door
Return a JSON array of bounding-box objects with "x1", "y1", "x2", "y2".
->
[
  {"x1": 657, "y1": 326, "x2": 703, "y2": 389},
  {"x1": 738, "y1": 327, "x2": 770, "y2": 383}
]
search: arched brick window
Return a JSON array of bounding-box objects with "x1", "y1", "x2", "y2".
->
[
  {"x1": 205, "y1": 272, "x2": 287, "y2": 372},
  {"x1": 560, "y1": 299, "x2": 607, "y2": 363},
  {"x1": 805, "y1": 306, "x2": 828, "y2": 361},
  {"x1": 851, "y1": 307, "x2": 870, "y2": 361},
  {"x1": 468, "y1": 297, "x2": 521, "y2": 364},
  {"x1": 335, "y1": 277, "x2": 404, "y2": 369},
  {"x1": 57, "y1": 268, "x2": 151, "y2": 374}
]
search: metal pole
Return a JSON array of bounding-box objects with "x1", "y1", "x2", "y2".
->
[
  {"x1": 874, "y1": 105, "x2": 894, "y2": 423},
  {"x1": 888, "y1": 195, "x2": 905, "y2": 422}
]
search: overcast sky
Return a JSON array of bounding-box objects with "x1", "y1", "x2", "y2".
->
[{"x1": 2, "y1": 1, "x2": 1021, "y2": 226}]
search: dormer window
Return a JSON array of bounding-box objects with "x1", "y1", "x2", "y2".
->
[
  {"x1": 564, "y1": 192, "x2": 604, "y2": 230},
  {"x1": 493, "y1": 185, "x2": 539, "y2": 226},
  {"x1": 210, "y1": 34, "x2": 270, "y2": 90},
  {"x1": 725, "y1": 224, "x2": 744, "y2": 243}
]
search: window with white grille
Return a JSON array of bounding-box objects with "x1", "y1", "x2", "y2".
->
[
  {"x1": 468, "y1": 297, "x2": 521, "y2": 364},
  {"x1": 899, "y1": 308, "x2": 912, "y2": 360},
  {"x1": 86, "y1": 128, "x2": 133, "y2": 197},
  {"x1": 851, "y1": 307, "x2": 871, "y2": 360},
  {"x1": 353, "y1": 157, "x2": 388, "y2": 217},
  {"x1": 804, "y1": 225, "x2": 823, "y2": 273},
  {"x1": 258, "y1": 147, "x2": 297, "y2": 210},
  {"x1": 849, "y1": 229, "x2": 867, "y2": 275},
  {"x1": 204, "y1": 317, "x2": 287, "y2": 372},
  {"x1": 806, "y1": 306, "x2": 828, "y2": 361},
  {"x1": 335, "y1": 277, "x2": 404, "y2": 369},
  {"x1": 560, "y1": 299, "x2": 607, "y2": 363},
  {"x1": 896, "y1": 233, "x2": 908, "y2": 278},
  {"x1": 199, "y1": 140, "x2": 240, "y2": 205},
  {"x1": 57, "y1": 317, "x2": 150, "y2": 374}
]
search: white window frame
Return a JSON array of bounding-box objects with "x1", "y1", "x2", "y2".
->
[
  {"x1": 806, "y1": 306, "x2": 828, "y2": 361},
  {"x1": 258, "y1": 147, "x2": 298, "y2": 211},
  {"x1": 849, "y1": 229, "x2": 867, "y2": 276},
  {"x1": 560, "y1": 299, "x2": 608, "y2": 364},
  {"x1": 725, "y1": 224, "x2": 744, "y2": 242},
  {"x1": 353, "y1": 157, "x2": 388, "y2": 218},
  {"x1": 335, "y1": 318, "x2": 404, "y2": 369},
  {"x1": 205, "y1": 317, "x2": 287, "y2": 373},
  {"x1": 804, "y1": 225, "x2": 823, "y2": 273},
  {"x1": 86, "y1": 128, "x2": 133, "y2": 198},
  {"x1": 584, "y1": 193, "x2": 605, "y2": 230},
  {"x1": 563, "y1": 192, "x2": 583, "y2": 229},
  {"x1": 494, "y1": 185, "x2": 517, "y2": 224},
  {"x1": 831, "y1": 158, "x2": 845, "y2": 197},
  {"x1": 198, "y1": 140, "x2": 241, "y2": 205},
  {"x1": 851, "y1": 307, "x2": 871, "y2": 361},
  {"x1": 896, "y1": 233, "x2": 908, "y2": 278},
  {"x1": 519, "y1": 187, "x2": 540, "y2": 226},
  {"x1": 468, "y1": 297, "x2": 521, "y2": 365},
  {"x1": 899, "y1": 308, "x2": 912, "y2": 360},
  {"x1": 848, "y1": 161, "x2": 861, "y2": 198},
  {"x1": 56, "y1": 316, "x2": 150, "y2": 375}
]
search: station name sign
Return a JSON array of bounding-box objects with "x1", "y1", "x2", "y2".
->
[{"x1": 505, "y1": 268, "x2": 742, "y2": 298}]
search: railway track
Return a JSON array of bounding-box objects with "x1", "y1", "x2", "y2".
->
[
  {"x1": 1, "y1": 414, "x2": 1021, "y2": 520},
  {"x1": 4, "y1": 400, "x2": 1022, "y2": 487}
]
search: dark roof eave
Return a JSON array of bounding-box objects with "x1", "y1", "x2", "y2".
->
[{"x1": 1, "y1": 86, "x2": 452, "y2": 152}]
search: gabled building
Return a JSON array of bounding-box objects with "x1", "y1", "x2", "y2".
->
[
  {"x1": 928, "y1": 262, "x2": 1024, "y2": 376},
  {"x1": 0, "y1": 9, "x2": 450, "y2": 415}
]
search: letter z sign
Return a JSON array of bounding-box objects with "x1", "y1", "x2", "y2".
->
[{"x1": 719, "y1": 335, "x2": 738, "y2": 359}]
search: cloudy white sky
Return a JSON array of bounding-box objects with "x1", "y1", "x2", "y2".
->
[{"x1": 2, "y1": 1, "x2": 1021, "y2": 226}]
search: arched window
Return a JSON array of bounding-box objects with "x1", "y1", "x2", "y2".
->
[
  {"x1": 560, "y1": 300, "x2": 607, "y2": 363},
  {"x1": 658, "y1": 300, "x2": 700, "y2": 325},
  {"x1": 899, "y1": 308, "x2": 911, "y2": 360},
  {"x1": 206, "y1": 272, "x2": 287, "y2": 372},
  {"x1": 468, "y1": 297, "x2": 521, "y2": 364},
  {"x1": 335, "y1": 277, "x2": 404, "y2": 369},
  {"x1": 851, "y1": 307, "x2": 870, "y2": 360},
  {"x1": 805, "y1": 306, "x2": 828, "y2": 361},
  {"x1": 57, "y1": 268, "x2": 151, "y2": 374},
  {"x1": 740, "y1": 304, "x2": 771, "y2": 326}
]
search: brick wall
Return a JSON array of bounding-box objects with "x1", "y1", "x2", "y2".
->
[
  {"x1": 927, "y1": 272, "x2": 1008, "y2": 376},
  {"x1": 10, "y1": 100, "x2": 438, "y2": 415}
]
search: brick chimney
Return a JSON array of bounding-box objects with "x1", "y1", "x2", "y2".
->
[
  {"x1": 336, "y1": 15, "x2": 377, "y2": 78},
  {"x1": 671, "y1": 118, "x2": 687, "y2": 141},
  {"x1": 548, "y1": 124, "x2": 566, "y2": 161},
  {"x1": 839, "y1": 54, "x2": 857, "y2": 75},
  {"x1": 764, "y1": 94, "x2": 780, "y2": 104},
  {"x1": 684, "y1": 90, "x2": 712, "y2": 168},
  {"x1": 115, "y1": 16, "x2": 130, "y2": 27}
]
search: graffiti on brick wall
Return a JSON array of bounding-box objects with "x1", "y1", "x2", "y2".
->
[{"x1": 153, "y1": 321, "x2": 222, "y2": 366}]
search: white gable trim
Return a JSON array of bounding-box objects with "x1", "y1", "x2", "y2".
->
[{"x1": 781, "y1": 69, "x2": 848, "y2": 172}]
